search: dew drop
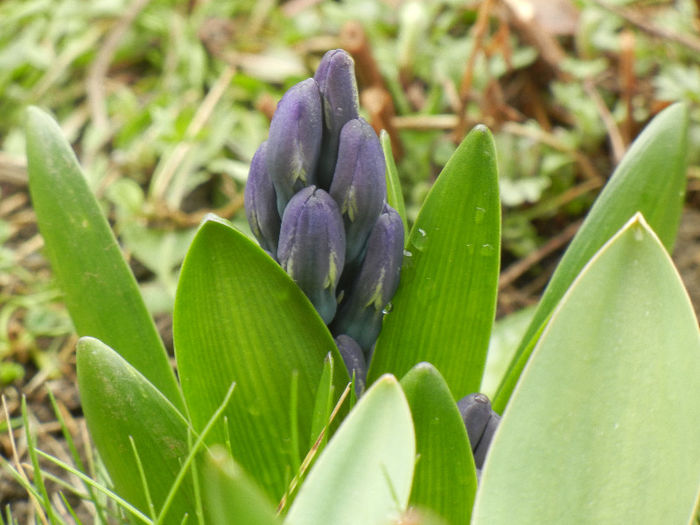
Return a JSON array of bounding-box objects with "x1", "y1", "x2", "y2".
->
[
  {"x1": 466, "y1": 243, "x2": 474, "y2": 255},
  {"x1": 382, "y1": 302, "x2": 393, "y2": 315},
  {"x1": 480, "y1": 244, "x2": 495, "y2": 256},
  {"x1": 474, "y1": 207, "x2": 486, "y2": 224},
  {"x1": 412, "y1": 228, "x2": 428, "y2": 251},
  {"x1": 403, "y1": 249, "x2": 413, "y2": 257}
]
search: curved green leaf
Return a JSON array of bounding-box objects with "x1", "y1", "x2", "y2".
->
[
  {"x1": 284, "y1": 375, "x2": 415, "y2": 525},
  {"x1": 474, "y1": 215, "x2": 700, "y2": 524},
  {"x1": 76, "y1": 337, "x2": 194, "y2": 522},
  {"x1": 25, "y1": 106, "x2": 183, "y2": 411},
  {"x1": 381, "y1": 129, "x2": 408, "y2": 240},
  {"x1": 173, "y1": 218, "x2": 349, "y2": 500},
  {"x1": 401, "y1": 363, "x2": 477, "y2": 525},
  {"x1": 203, "y1": 447, "x2": 281, "y2": 525},
  {"x1": 368, "y1": 125, "x2": 500, "y2": 399},
  {"x1": 493, "y1": 102, "x2": 689, "y2": 412}
]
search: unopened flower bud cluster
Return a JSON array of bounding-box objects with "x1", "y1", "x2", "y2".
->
[{"x1": 245, "y1": 49, "x2": 404, "y2": 388}]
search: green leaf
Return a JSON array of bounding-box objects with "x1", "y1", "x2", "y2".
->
[
  {"x1": 25, "y1": 106, "x2": 183, "y2": 411},
  {"x1": 173, "y1": 217, "x2": 349, "y2": 500},
  {"x1": 473, "y1": 215, "x2": 700, "y2": 524},
  {"x1": 76, "y1": 337, "x2": 194, "y2": 522},
  {"x1": 401, "y1": 363, "x2": 477, "y2": 525},
  {"x1": 203, "y1": 446, "x2": 281, "y2": 525},
  {"x1": 368, "y1": 125, "x2": 501, "y2": 399},
  {"x1": 381, "y1": 129, "x2": 408, "y2": 240},
  {"x1": 493, "y1": 102, "x2": 689, "y2": 413},
  {"x1": 284, "y1": 375, "x2": 415, "y2": 525},
  {"x1": 308, "y1": 353, "x2": 335, "y2": 452}
]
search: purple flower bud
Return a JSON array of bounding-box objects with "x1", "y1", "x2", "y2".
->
[
  {"x1": 278, "y1": 186, "x2": 346, "y2": 323},
  {"x1": 314, "y1": 49, "x2": 360, "y2": 189},
  {"x1": 457, "y1": 393, "x2": 492, "y2": 452},
  {"x1": 267, "y1": 78, "x2": 323, "y2": 216},
  {"x1": 334, "y1": 334, "x2": 366, "y2": 394},
  {"x1": 329, "y1": 118, "x2": 386, "y2": 264},
  {"x1": 331, "y1": 204, "x2": 404, "y2": 350},
  {"x1": 244, "y1": 141, "x2": 281, "y2": 256},
  {"x1": 457, "y1": 393, "x2": 501, "y2": 469}
]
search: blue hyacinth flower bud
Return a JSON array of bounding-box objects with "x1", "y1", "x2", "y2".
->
[
  {"x1": 329, "y1": 118, "x2": 386, "y2": 265},
  {"x1": 244, "y1": 141, "x2": 281, "y2": 257},
  {"x1": 278, "y1": 186, "x2": 346, "y2": 323},
  {"x1": 334, "y1": 334, "x2": 367, "y2": 394},
  {"x1": 314, "y1": 49, "x2": 360, "y2": 190},
  {"x1": 457, "y1": 392, "x2": 501, "y2": 469},
  {"x1": 267, "y1": 78, "x2": 323, "y2": 216},
  {"x1": 331, "y1": 204, "x2": 404, "y2": 350}
]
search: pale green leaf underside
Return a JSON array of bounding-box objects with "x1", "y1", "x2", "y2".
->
[
  {"x1": 284, "y1": 375, "x2": 415, "y2": 525},
  {"x1": 369, "y1": 125, "x2": 501, "y2": 400},
  {"x1": 494, "y1": 102, "x2": 689, "y2": 412},
  {"x1": 474, "y1": 215, "x2": 700, "y2": 524},
  {"x1": 173, "y1": 218, "x2": 349, "y2": 500}
]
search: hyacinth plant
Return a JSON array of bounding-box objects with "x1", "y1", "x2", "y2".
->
[{"x1": 12, "y1": 47, "x2": 700, "y2": 524}]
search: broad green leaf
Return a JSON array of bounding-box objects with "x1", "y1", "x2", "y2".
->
[
  {"x1": 76, "y1": 337, "x2": 194, "y2": 522},
  {"x1": 173, "y1": 218, "x2": 349, "y2": 500},
  {"x1": 368, "y1": 125, "x2": 500, "y2": 399},
  {"x1": 493, "y1": 102, "x2": 689, "y2": 412},
  {"x1": 203, "y1": 447, "x2": 281, "y2": 525},
  {"x1": 401, "y1": 363, "x2": 477, "y2": 525},
  {"x1": 381, "y1": 129, "x2": 409, "y2": 240},
  {"x1": 474, "y1": 215, "x2": 700, "y2": 524},
  {"x1": 284, "y1": 375, "x2": 415, "y2": 525},
  {"x1": 25, "y1": 106, "x2": 183, "y2": 411}
]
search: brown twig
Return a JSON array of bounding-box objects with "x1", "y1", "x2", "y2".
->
[
  {"x1": 583, "y1": 79, "x2": 626, "y2": 164},
  {"x1": 341, "y1": 21, "x2": 404, "y2": 158},
  {"x1": 454, "y1": 0, "x2": 498, "y2": 140},
  {"x1": 341, "y1": 21, "x2": 385, "y2": 89}
]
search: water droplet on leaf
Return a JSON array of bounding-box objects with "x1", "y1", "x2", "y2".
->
[
  {"x1": 412, "y1": 228, "x2": 428, "y2": 251},
  {"x1": 480, "y1": 244, "x2": 495, "y2": 256}
]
